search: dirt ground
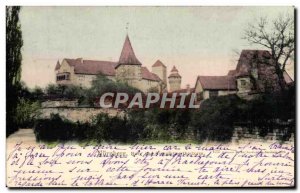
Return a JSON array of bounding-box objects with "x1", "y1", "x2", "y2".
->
[{"x1": 6, "y1": 129, "x2": 37, "y2": 149}]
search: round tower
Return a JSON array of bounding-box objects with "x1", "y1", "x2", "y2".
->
[
  {"x1": 168, "y1": 66, "x2": 181, "y2": 92},
  {"x1": 115, "y1": 35, "x2": 142, "y2": 89}
]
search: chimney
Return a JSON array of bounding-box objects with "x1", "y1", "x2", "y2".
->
[
  {"x1": 77, "y1": 58, "x2": 83, "y2": 63},
  {"x1": 186, "y1": 84, "x2": 190, "y2": 93}
]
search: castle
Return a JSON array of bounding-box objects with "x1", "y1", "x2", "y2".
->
[
  {"x1": 55, "y1": 35, "x2": 182, "y2": 93},
  {"x1": 55, "y1": 35, "x2": 293, "y2": 99}
]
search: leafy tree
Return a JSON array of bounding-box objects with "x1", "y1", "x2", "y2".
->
[
  {"x1": 6, "y1": 6, "x2": 23, "y2": 136},
  {"x1": 15, "y1": 98, "x2": 40, "y2": 128},
  {"x1": 31, "y1": 87, "x2": 44, "y2": 100},
  {"x1": 191, "y1": 95, "x2": 241, "y2": 142},
  {"x1": 45, "y1": 84, "x2": 62, "y2": 95},
  {"x1": 87, "y1": 74, "x2": 142, "y2": 106}
]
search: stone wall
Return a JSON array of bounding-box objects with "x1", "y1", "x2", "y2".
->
[
  {"x1": 39, "y1": 107, "x2": 124, "y2": 123},
  {"x1": 41, "y1": 100, "x2": 78, "y2": 108}
]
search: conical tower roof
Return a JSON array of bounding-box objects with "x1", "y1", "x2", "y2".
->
[
  {"x1": 116, "y1": 35, "x2": 141, "y2": 68},
  {"x1": 171, "y1": 66, "x2": 178, "y2": 72},
  {"x1": 168, "y1": 65, "x2": 181, "y2": 78}
]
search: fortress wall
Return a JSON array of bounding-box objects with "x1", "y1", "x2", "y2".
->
[{"x1": 39, "y1": 107, "x2": 124, "y2": 123}]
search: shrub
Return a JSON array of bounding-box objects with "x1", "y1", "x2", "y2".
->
[
  {"x1": 91, "y1": 113, "x2": 128, "y2": 143},
  {"x1": 87, "y1": 75, "x2": 142, "y2": 106},
  {"x1": 191, "y1": 95, "x2": 241, "y2": 142},
  {"x1": 15, "y1": 98, "x2": 40, "y2": 128},
  {"x1": 34, "y1": 114, "x2": 95, "y2": 142},
  {"x1": 33, "y1": 86, "x2": 295, "y2": 143}
]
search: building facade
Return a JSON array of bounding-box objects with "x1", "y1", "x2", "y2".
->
[
  {"x1": 55, "y1": 35, "x2": 170, "y2": 93},
  {"x1": 194, "y1": 50, "x2": 294, "y2": 100}
]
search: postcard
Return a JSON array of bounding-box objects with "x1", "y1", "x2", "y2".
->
[{"x1": 6, "y1": 6, "x2": 295, "y2": 188}]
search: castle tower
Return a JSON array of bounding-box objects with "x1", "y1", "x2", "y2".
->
[
  {"x1": 168, "y1": 66, "x2": 181, "y2": 92},
  {"x1": 115, "y1": 35, "x2": 142, "y2": 88},
  {"x1": 152, "y1": 60, "x2": 167, "y2": 91}
]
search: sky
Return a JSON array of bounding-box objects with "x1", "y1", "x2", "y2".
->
[{"x1": 19, "y1": 6, "x2": 294, "y2": 89}]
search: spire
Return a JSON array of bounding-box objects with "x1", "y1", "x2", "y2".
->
[
  {"x1": 168, "y1": 65, "x2": 181, "y2": 78},
  {"x1": 116, "y1": 35, "x2": 142, "y2": 68},
  {"x1": 55, "y1": 60, "x2": 60, "y2": 71},
  {"x1": 171, "y1": 66, "x2": 178, "y2": 72}
]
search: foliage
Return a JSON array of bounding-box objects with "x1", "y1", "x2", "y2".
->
[
  {"x1": 43, "y1": 75, "x2": 141, "y2": 106},
  {"x1": 15, "y1": 98, "x2": 40, "y2": 128},
  {"x1": 191, "y1": 95, "x2": 241, "y2": 142},
  {"x1": 34, "y1": 114, "x2": 95, "y2": 142},
  {"x1": 87, "y1": 75, "x2": 142, "y2": 105},
  {"x1": 6, "y1": 6, "x2": 23, "y2": 136},
  {"x1": 236, "y1": 85, "x2": 295, "y2": 137},
  {"x1": 33, "y1": 88, "x2": 295, "y2": 143},
  {"x1": 45, "y1": 84, "x2": 89, "y2": 105}
]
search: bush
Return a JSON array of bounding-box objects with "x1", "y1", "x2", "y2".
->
[
  {"x1": 235, "y1": 86, "x2": 295, "y2": 137},
  {"x1": 87, "y1": 75, "x2": 142, "y2": 106},
  {"x1": 34, "y1": 114, "x2": 95, "y2": 142},
  {"x1": 191, "y1": 95, "x2": 241, "y2": 142},
  {"x1": 15, "y1": 98, "x2": 40, "y2": 128},
  {"x1": 91, "y1": 113, "x2": 129, "y2": 143},
  {"x1": 33, "y1": 86, "x2": 295, "y2": 143}
]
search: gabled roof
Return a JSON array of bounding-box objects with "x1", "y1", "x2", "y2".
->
[
  {"x1": 116, "y1": 35, "x2": 142, "y2": 68},
  {"x1": 171, "y1": 87, "x2": 195, "y2": 94},
  {"x1": 141, "y1": 67, "x2": 161, "y2": 81},
  {"x1": 64, "y1": 58, "x2": 117, "y2": 76},
  {"x1": 58, "y1": 58, "x2": 160, "y2": 81},
  {"x1": 234, "y1": 50, "x2": 273, "y2": 77},
  {"x1": 227, "y1": 69, "x2": 236, "y2": 76},
  {"x1": 55, "y1": 60, "x2": 60, "y2": 71},
  {"x1": 196, "y1": 75, "x2": 236, "y2": 90},
  {"x1": 152, "y1": 60, "x2": 166, "y2": 68}
]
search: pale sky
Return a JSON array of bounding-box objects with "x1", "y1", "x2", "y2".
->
[{"x1": 19, "y1": 6, "x2": 294, "y2": 89}]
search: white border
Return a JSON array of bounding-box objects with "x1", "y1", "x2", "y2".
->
[{"x1": 0, "y1": 1, "x2": 298, "y2": 192}]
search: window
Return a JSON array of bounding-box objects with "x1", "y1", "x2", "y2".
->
[
  {"x1": 240, "y1": 80, "x2": 246, "y2": 86},
  {"x1": 56, "y1": 72, "x2": 70, "y2": 81}
]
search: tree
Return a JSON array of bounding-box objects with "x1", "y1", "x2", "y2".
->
[
  {"x1": 243, "y1": 14, "x2": 294, "y2": 89},
  {"x1": 6, "y1": 6, "x2": 23, "y2": 136}
]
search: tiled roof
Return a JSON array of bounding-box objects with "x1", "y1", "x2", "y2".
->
[
  {"x1": 65, "y1": 58, "x2": 117, "y2": 76},
  {"x1": 227, "y1": 69, "x2": 236, "y2": 76},
  {"x1": 141, "y1": 67, "x2": 161, "y2": 81},
  {"x1": 171, "y1": 88, "x2": 195, "y2": 93},
  {"x1": 55, "y1": 60, "x2": 60, "y2": 71},
  {"x1": 58, "y1": 58, "x2": 160, "y2": 81},
  {"x1": 234, "y1": 50, "x2": 273, "y2": 77},
  {"x1": 197, "y1": 76, "x2": 237, "y2": 90},
  {"x1": 168, "y1": 73, "x2": 182, "y2": 78},
  {"x1": 116, "y1": 35, "x2": 142, "y2": 68},
  {"x1": 152, "y1": 60, "x2": 166, "y2": 68},
  {"x1": 171, "y1": 66, "x2": 178, "y2": 72},
  {"x1": 168, "y1": 66, "x2": 181, "y2": 78}
]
